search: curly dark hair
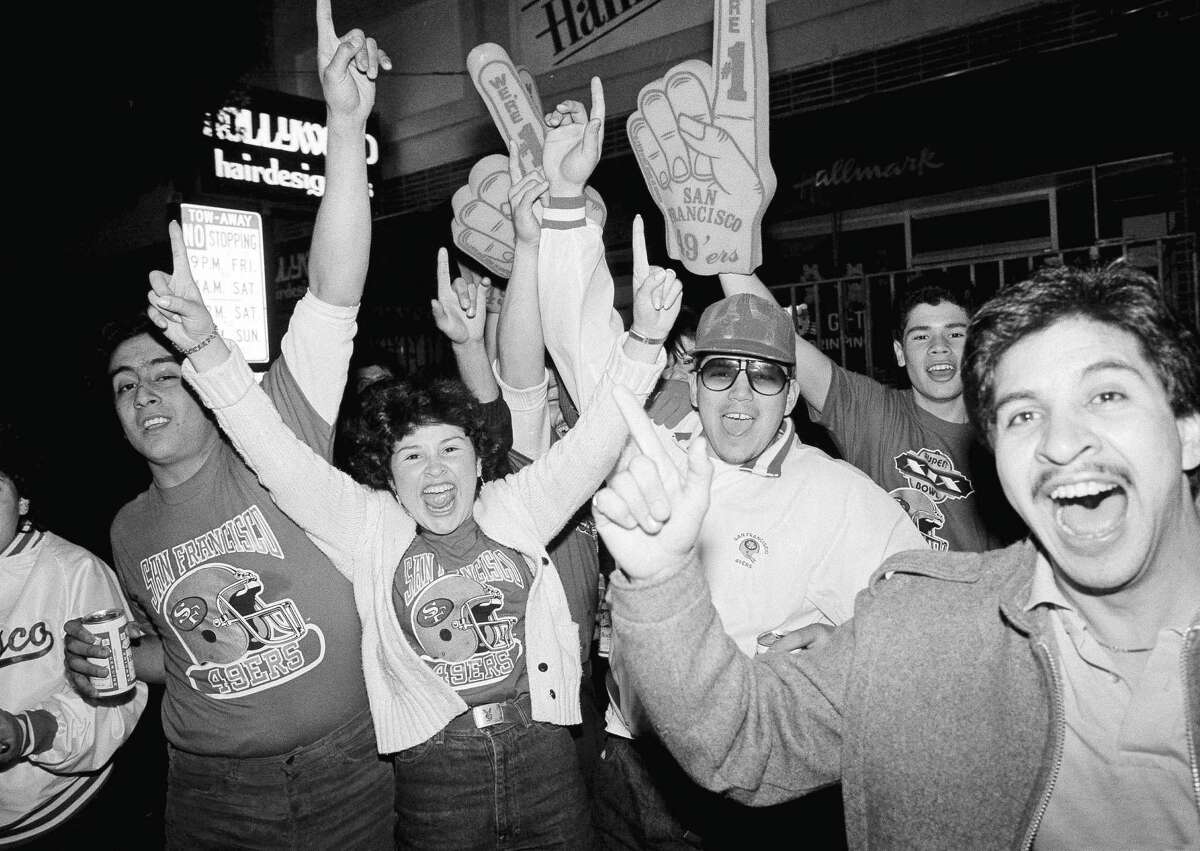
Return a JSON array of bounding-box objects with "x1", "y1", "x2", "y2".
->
[
  {"x1": 346, "y1": 377, "x2": 507, "y2": 492},
  {"x1": 892, "y1": 270, "x2": 973, "y2": 339},
  {"x1": 964, "y1": 263, "x2": 1200, "y2": 446}
]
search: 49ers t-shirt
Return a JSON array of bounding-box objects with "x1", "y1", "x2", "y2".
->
[{"x1": 393, "y1": 517, "x2": 532, "y2": 705}]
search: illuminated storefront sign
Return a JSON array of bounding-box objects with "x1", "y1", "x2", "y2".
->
[
  {"x1": 199, "y1": 88, "x2": 381, "y2": 204},
  {"x1": 180, "y1": 203, "x2": 269, "y2": 363}
]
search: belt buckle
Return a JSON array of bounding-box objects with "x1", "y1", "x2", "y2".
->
[{"x1": 472, "y1": 702, "x2": 505, "y2": 728}]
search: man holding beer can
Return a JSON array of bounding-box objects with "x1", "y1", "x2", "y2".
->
[
  {"x1": 79, "y1": 608, "x2": 138, "y2": 697},
  {"x1": 1, "y1": 440, "x2": 147, "y2": 846}
]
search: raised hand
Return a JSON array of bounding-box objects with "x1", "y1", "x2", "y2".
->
[
  {"x1": 627, "y1": 0, "x2": 774, "y2": 275},
  {"x1": 431, "y1": 248, "x2": 486, "y2": 345},
  {"x1": 145, "y1": 221, "x2": 218, "y2": 352},
  {"x1": 629, "y1": 214, "x2": 683, "y2": 343},
  {"x1": 593, "y1": 388, "x2": 713, "y2": 582},
  {"x1": 509, "y1": 156, "x2": 550, "y2": 247},
  {"x1": 317, "y1": 0, "x2": 392, "y2": 123},
  {"x1": 541, "y1": 77, "x2": 605, "y2": 198}
]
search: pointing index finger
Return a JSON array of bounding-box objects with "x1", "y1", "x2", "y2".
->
[
  {"x1": 589, "y1": 76, "x2": 606, "y2": 125},
  {"x1": 167, "y1": 221, "x2": 192, "y2": 280},
  {"x1": 613, "y1": 386, "x2": 675, "y2": 476},
  {"x1": 436, "y1": 247, "x2": 452, "y2": 304},
  {"x1": 632, "y1": 214, "x2": 649, "y2": 282},
  {"x1": 316, "y1": 0, "x2": 339, "y2": 58}
]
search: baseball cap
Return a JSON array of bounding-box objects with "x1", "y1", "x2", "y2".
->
[{"x1": 693, "y1": 293, "x2": 796, "y2": 366}]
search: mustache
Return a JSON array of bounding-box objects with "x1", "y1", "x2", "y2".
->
[{"x1": 1032, "y1": 463, "x2": 1130, "y2": 499}]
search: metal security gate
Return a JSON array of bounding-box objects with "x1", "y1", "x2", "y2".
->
[{"x1": 769, "y1": 232, "x2": 1199, "y2": 386}]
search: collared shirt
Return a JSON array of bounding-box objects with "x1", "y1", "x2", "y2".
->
[
  {"x1": 1, "y1": 522, "x2": 43, "y2": 558},
  {"x1": 1026, "y1": 554, "x2": 1200, "y2": 850}
]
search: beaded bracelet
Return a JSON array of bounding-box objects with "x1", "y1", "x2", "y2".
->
[{"x1": 177, "y1": 329, "x2": 221, "y2": 356}]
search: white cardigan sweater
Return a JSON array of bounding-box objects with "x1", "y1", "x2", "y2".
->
[{"x1": 185, "y1": 338, "x2": 661, "y2": 753}]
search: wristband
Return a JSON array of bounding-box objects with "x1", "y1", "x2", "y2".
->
[
  {"x1": 177, "y1": 329, "x2": 221, "y2": 356},
  {"x1": 16, "y1": 712, "x2": 34, "y2": 759},
  {"x1": 627, "y1": 328, "x2": 667, "y2": 347}
]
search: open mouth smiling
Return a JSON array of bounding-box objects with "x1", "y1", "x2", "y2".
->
[
  {"x1": 422, "y1": 483, "x2": 456, "y2": 512},
  {"x1": 1047, "y1": 479, "x2": 1127, "y2": 540},
  {"x1": 722, "y1": 411, "x2": 754, "y2": 436}
]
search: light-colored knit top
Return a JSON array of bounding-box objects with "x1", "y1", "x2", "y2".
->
[{"x1": 185, "y1": 337, "x2": 661, "y2": 753}]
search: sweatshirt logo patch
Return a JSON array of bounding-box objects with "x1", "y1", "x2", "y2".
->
[{"x1": 734, "y1": 532, "x2": 768, "y2": 568}]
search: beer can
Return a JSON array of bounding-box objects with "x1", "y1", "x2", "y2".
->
[
  {"x1": 756, "y1": 630, "x2": 785, "y2": 655},
  {"x1": 81, "y1": 609, "x2": 137, "y2": 696}
]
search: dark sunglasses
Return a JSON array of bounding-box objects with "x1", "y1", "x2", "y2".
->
[{"x1": 698, "y1": 357, "x2": 790, "y2": 396}]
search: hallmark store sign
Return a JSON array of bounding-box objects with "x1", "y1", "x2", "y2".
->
[{"x1": 200, "y1": 88, "x2": 381, "y2": 205}]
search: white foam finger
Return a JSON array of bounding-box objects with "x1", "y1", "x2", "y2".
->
[
  {"x1": 639, "y1": 85, "x2": 691, "y2": 185},
  {"x1": 467, "y1": 44, "x2": 546, "y2": 175},
  {"x1": 663, "y1": 62, "x2": 716, "y2": 179},
  {"x1": 627, "y1": 113, "x2": 670, "y2": 192}
]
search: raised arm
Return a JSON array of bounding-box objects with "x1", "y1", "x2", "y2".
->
[
  {"x1": 498, "y1": 159, "x2": 551, "y2": 392},
  {"x1": 308, "y1": 0, "x2": 389, "y2": 307},
  {"x1": 147, "y1": 224, "x2": 393, "y2": 576},
  {"x1": 276, "y1": 1, "x2": 390, "y2": 424},
  {"x1": 719, "y1": 270, "x2": 834, "y2": 411},
  {"x1": 495, "y1": 161, "x2": 556, "y2": 459},
  {"x1": 537, "y1": 77, "x2": 626, "y2": 408},
  {"x1": 483, "y1": 262, "x2": 680, "y2": 542},
  {"x1": 431, "y1": 248, "x2": 497, "y2": 403}
]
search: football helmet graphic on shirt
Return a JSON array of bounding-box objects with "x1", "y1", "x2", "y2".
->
[
  {"x1": 891, "y1": 487, "x2": 947, "y2": 548},
  {"x1": 410, "y1": 573, "x2": 517, "y2": 663},
  {"x1": 163, "y1": 562, "x2": 307, "y2": 666}
]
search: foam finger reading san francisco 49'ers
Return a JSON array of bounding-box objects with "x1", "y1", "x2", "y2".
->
[{"x1": 626, "y1": 0, "x2": 774, "y2": 276}]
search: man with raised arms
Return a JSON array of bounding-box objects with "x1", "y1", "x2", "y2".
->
[
  {"x1": 530, "y1": 66, "x2": 924, "y2": 846},
  {"x1": 596, "y1": 264, "x2": 1200, "y2": 850}
]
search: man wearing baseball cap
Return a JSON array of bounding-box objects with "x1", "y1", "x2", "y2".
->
[{"x1": 531, "y1": 169, "x2": 923, "y2": 843}]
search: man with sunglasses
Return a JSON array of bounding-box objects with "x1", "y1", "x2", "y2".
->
[
  {"x1": 606, "y1": 293, "x2": 925, "y2": 851},
  {"x1": 532, "y1": 208, "x2": 923, "y2": 847},
  {"x1": 528, "y1": 85, "x2": 922, "y2": 844}
]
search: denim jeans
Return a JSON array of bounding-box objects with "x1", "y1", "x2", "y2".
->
[
  {"x1": 593, "y1": 733, "x2": 847, "y2": 850},
  {"x1": 392, "y1": 698, "x2": 591, "y2": 850},
  {"x1": 164, "y1": 709, "x2": 394, "y2": 850}
]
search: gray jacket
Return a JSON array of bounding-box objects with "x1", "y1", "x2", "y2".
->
[{"x1": 611, "y1": 539, "x2": 1200, "y2": 850}]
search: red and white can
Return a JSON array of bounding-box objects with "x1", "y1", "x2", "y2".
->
[{"x1": 82, "y1": 609, "x2": 137, "y2": 696}]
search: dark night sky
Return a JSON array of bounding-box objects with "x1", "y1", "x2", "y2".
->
[{"x1": 6, "y1": 2, "x2": 275, "y2": 552}]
